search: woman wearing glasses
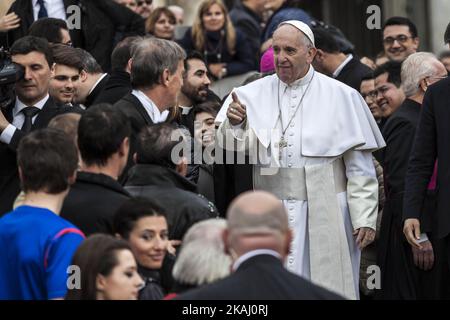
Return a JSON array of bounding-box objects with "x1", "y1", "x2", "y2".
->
[{"x1": 178, "y1": 0, "x2": 255, "y2": 79}]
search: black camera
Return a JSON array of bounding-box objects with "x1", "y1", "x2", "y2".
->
[{"x1": 0, "y1": 48, "x2": 24, "y2": 109}]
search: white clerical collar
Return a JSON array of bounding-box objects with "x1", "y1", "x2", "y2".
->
[
  {"x1": 88, "y1": 73, "x2": 108, "y2": 96},
  {"x1": 132, "y1": 89, "x2": 168, "y2": 123},
  {"x1": 180, "y1": 106, "x2": 193, "y2": 115},
  {"x1": 332, "y1": 54, "x2": 353, "y2": 78},
  {"x1": 14, "y1": 94, "x2": 49, "y2": 117},
  {"x1": 232, "y1": 249, "x2": 281, "y2": 271},
  {"x1": 279, "y1": 65, "x2": 315, "y2": 90}
]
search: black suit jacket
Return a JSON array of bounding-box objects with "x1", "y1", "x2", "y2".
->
[
  {"x1": 335, "y1": 57, "x2": 372, "y2": 91},
  {"x1": 0, "y1": 96, "x2": 80, "y2": 215},
  {"x1": 84, "y1": 74, "x2": 110, "y2": 108},
  {"x1": 113, "y1": 93, "x2": 153, "y2": 180},
  {"x1": 61, "y1": 172, "x2": 130, "y2": 236},
  {"x1": 92, "y1": 71, "x2": 131, "y2": 106},
  {"x1": 1, "y1": 0, "x2": 145, "y2": 71},
  {"x1": 176, "y1": 254, "x2": 343, "y2": 300},
  {"x1": 404, "y1": 78, "x2": 450, "y2": 239}
]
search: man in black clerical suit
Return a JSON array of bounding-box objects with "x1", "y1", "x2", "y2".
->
[
  {"x1": 312, "y1": 27, "x2": 372, "y2": 91},
  {"x1": 93, "y1": 36, "x2": 139, "y2": 106},
  {"x1": 0, "y1": 36, "x2": 80, "y2": 215},
  {"x1": 377, "y1": 52, "x2": 448, "y2": 299},
  {"x1": 176, "y1": 191, "x2": 342, "y2": 300},
  {"x1": 404, "y1": 30, "x2": 450, "y2": 298},
  {"x1": 114, "y1": 37, "x2": 186, "y2": 180},
  {"x1": 72, "y1": 49, "x2": 110, "y2": 109}
]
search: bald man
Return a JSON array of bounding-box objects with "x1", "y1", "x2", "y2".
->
[{"x1": 176, "y1": 191, "x2": 342, "y2": 300}]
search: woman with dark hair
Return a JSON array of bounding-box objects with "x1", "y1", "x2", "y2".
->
[
  {"x1": 145, "y1": 7, "x2": 177, "y2": 40},
  {"x1": 113, "y1": 198, "x2": 171, "y2": 300},
  {"x1": 178, "y1": 0, "x2": 254, "y2": 79},
  {"x1": 65, "y1": 234, "x2": 143, "y2": 300}
]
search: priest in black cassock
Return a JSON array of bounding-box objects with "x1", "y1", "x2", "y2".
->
[{"x1": 377, "y1": 52, "x2": 448, "y2": 299}]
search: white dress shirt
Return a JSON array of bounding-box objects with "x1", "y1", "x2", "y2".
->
[
  {"x1": 32, "y1": 0, "x2": 66, "y2": 21},
  {"x1": 131, "y1": 90, "x2": 168, "y2": 123},
  {"x1": 0, "y1": 95, "x2": 49, "y2": 144},
  {"x1": 332, "y1": 54, "x2": 353, "y2": 78}
]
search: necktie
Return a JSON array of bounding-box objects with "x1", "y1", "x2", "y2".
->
[
  {"x1": 21, "y1": 107, "x2": 40, "y2": 132},
  {"x1": 37, "y1": 0, "x2": 48, "y2": 19}
]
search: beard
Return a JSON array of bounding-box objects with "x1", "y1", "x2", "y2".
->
[{"x1": 182, "y1": 84, "x2": 209, "y2": 104}]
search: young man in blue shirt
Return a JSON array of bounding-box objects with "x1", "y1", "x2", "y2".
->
[{"x1": 0, "y1": 128, "x2": 85, "y2": 300}]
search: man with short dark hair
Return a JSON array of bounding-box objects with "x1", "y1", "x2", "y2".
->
[
  {"x1": 0, "y1": 36, "x2": 78, "y2": 215},
  {"x1": 61, "y1": 104, "x2": 132, "y2": 236},
  {"x1": 72, "y1": 48, "x2": 110, "y2": 108},
  {"x1": 177, "y1": 51, "x2": 220, "y2": 136},
  {"x1": 360, "y1": 74, "x2": 383, "y2": 126},
  {"x1": 124, "y1": 123, "x2": 218, "y2": 241},
  {"x1": 0, "y1": 128, "x2": 84, "y2": 299},
  {"x1": 114, "y1": 37, "x2": 186, "y2": 179},
  {"x1": 49, "y1": 44, "x2": 83, "y2": 106},
  {"x1": 382, "y1": 16, "x2": 419, "y2": 63},
  {"x1": 312, "y1": 27, "x2": 372, "y2": 90},
  {"x1": 93, "y1": 36, "x2": 142, "y2": 105},
  {"x1": 373, "y1": 61, "x2": 405, "y2": 120},
  {"x1": 28, "y1": 17, "x2": 72, "y2": 46}
]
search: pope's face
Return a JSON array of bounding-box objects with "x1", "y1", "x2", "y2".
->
[{"x1": 272, "y1": 25, "x2": 316, "y2": 85}]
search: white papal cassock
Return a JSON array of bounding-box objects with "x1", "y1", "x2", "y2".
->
[{"x1": 215, "y1": 66, "x2": 385, "y2": 300}]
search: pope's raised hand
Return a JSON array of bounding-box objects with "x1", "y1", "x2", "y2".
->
[{"x1": 227, "y1": 92, "x2": 246, "y2": 126}]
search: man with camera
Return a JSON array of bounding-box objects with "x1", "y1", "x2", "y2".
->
[{"x1": 0, "y1": 36, "x2": 78, "y2": 215}]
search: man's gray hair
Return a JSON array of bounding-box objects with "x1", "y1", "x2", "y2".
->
[
  {"x1": 172, "y1": 219, "x2": 231, "y2": 286},
  {"x1": 131, "y1": 37, "x2": 186, "y2": 89},
  {"x1": 302, "y1": 35, "x2": 314, "y2": 49},
  {"x1": 401, "y1": 52, "x2": 440, "y2": 97}
]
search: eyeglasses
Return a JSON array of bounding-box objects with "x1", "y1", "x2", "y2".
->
[
  {"x1": 136, "y1": 0, "x2": 152, "y2": 6},
  {"x1": 383, "y1": 35, "x2": 414, "y2": 46},
  {"x1": 361, "y1": 90, "x2": 377, "y2": 100}
]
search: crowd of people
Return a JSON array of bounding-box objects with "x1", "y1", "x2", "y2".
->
[{"x1": 0, "y1": 0, "x2": 450, "y2": 301}]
